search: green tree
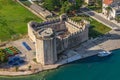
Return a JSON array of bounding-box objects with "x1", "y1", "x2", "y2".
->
[
  {"x1": 94, "y1": 0, "x2": 102, "y2": 12},
  {"x1": 106, "y1": 6, "x2": 112, "y2": 18},
  {"x1": 43, "y1": 0, "x2": 60, "y2": 11},
  {"x1": 75, "y1": 0, "x2": 83, "y2": 9},
  {"x1": 59, "y1": 0, "x2": 67, "y2": 5},
  {"x1": 60, "y1": 1, "x2": 73, "y2": 13},
  {"x1": 43, "y1": 0, "x2": 54, "y2": 11},
  {"x1": 0, "y1": 49, "x2": 6, "y2": 62},
  {"x1": 115, "y1": 15, "x2": 120, "y2": 23},
  {"x1": 54, "y1": 0, "x2": 61, "y2": 8}
]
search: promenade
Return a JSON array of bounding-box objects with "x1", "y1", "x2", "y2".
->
[
  {"x1": 0, "y1": 30, "x2": 120, "y2": 76},
  {"x1": 39, "y1": 30, "x2": 120, "y2": 71}
]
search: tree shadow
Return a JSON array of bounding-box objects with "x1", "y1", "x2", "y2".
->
[
  {"x1": 89, "y1": 25, "x2": 104, "y2": 38},
  {"x1": 61, "y1": 30, "x2": 120, "y2": 65},
  {"x1": 0, "y1": 55, "x2": 27, "y2": 69}
]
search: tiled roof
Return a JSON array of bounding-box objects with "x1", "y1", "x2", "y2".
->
[{"x1": 104, "y1": 0, "x2": 113, "y2": 5}]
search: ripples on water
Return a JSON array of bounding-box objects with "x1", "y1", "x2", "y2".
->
[{"x1": 0, "y1": 49, "x2": 120, "y2": 80}]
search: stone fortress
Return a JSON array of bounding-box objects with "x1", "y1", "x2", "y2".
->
[{"x1": 28, "y1": 14, "x2": 89, "y2": 65}]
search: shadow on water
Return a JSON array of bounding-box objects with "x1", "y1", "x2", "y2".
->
[{"x1": 69, "y1": 54, "x2": 114, "y2": 65}]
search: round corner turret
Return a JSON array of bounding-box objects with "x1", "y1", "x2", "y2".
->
[{"x1": 60, "y1": 14, "x2": 68, "y2": 21}]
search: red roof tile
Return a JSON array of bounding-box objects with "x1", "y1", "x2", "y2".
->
[{"x1": 104, "y1": 0, "x2": 113, "y2": 5}]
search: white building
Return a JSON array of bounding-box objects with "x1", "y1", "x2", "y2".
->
[
  {"x1": 103, "y1": 0, "x2": 120, "y2": 20},
  {"x1": 84, "y1": 0, "x2": 95, "y2": 5}
]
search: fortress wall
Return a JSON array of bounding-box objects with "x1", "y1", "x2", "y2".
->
[
  {"x1": 56, "y1": 26, "x2": 88, "y2": 53},
  {"x1": 36, "y1": 38, "x2": 45, "y2": 64},
  {"x1": 65, "y1": 22, "x2": 79, "y2": 33},
  {"x1": 28, "y1": 23, "x2": 36, "y2": 42},
  {"x1": 27, "y1": 14, "x2": 90, "y2": 65},
  {"x1": 36, "y1": 37, "x2": 57, "y2": 65},
  {"x1": 40, "y1": 22, "x2": 67, "y2": 32},
  {"x1": 67, "y1": 26, "x2": 88, "y2": 48},
  {"x1": 67, "y1": 18, "x2": 83, "y2": 28},
  {"x1": 44, "y1": 38, "x2": 57, "y2": 65},
  {"x1": 50, "y1": 22, "x2": 66, "y2": 31},
  {"x1": 56, "y1": 38, "x2": 65, "y2": 53},
  {"x1": 67, "y1": 18, "x2": 90, "y2": 29},
  {"x1": 80, "y1": 26, "x2": 89, "y2": 42}
]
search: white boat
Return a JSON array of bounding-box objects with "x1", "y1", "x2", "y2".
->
[{"x1": 98, "y1": 51, "x2": 112, "y2": 57}]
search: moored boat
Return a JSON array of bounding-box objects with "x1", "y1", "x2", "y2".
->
[{"x1": 98, "y1": 51, "x2": 112, "y2": 57}]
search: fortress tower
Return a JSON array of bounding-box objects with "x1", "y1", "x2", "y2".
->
[
  {"x1": 35, "y1": 28, "x2": 57, "y2": 65},
  {"x1": 28, "y1": 14, "x2": 89, "y2": 65}
]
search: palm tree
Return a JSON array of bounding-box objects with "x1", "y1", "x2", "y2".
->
[{"x1": 105, "y1": 6, "x2": 112, "y2": 18}]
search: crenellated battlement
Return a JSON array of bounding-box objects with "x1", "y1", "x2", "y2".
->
[
  {"x1": 29, "y1": 18, "x2": 61, "y2": 31},
  {"x1": 67, "y1": 18, "x2": 89, "y2": 29},
  {"x1": 37, "y1": 18, "x2": 60, "y2": 27}
]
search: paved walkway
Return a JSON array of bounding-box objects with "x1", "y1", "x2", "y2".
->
[
  {"x1": 98, "y1": 13, "x2": 120, "y2": 27},
  {"x1": 80, "y1": 8, "x2": 120, "y2": 29},
  {"x1": 1, "y1": 30, "x2": 120, "y2": 76}
]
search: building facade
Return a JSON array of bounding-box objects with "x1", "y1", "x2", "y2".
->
[
  {"x1": 28, "y1": 15, "x2": 89, "y2": 65},
  {"x1": 85, "y1": 0, "x2": 95, "y2": 5},
  {"x1": 103, "y1": 0, "x2": 120, "y2": 20}
]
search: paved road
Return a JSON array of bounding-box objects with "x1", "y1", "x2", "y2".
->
[{"x1": 80, "y1": 8, "x2": 120, "y2": 29}]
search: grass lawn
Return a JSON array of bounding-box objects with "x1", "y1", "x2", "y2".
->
[
  {"x1": 0, "y1": 0, "x2": 42, "y2": 42},
  {"x1": 87, "y1": 6, "x2": 102, "y2": 13},
  {"x1": 70, "y1": 15, "x2": 111, "y2": 38}
]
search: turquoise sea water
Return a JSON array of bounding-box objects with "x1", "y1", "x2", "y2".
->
[{"x1": 1, "y1": 49, "x2": 120, "y2": 80}]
